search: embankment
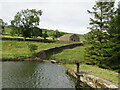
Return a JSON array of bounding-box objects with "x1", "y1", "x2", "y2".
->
[
  {"x1": 1, "y1": 39, "x2": 83, "y2": 61},
  {"x1": 67, "y1": 68, "x2": 118, "y2": 89}
]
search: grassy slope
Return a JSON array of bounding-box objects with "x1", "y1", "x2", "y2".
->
[
  {"x1": 2, "y1": 26, "x2": 83, "y2": 59},
  {"x1": 47, "y1": 35, "x2": 86, "y2": 62},
  {"x1": 2, "y1": 40, "x2": 67, "y2": 58},
  {"x1": 47, "y1": 46, "x2": 85, "y2": 63},
  {"x1": 48, "y1": 45, "x2": 118, "y2": 84},
  {"x1": 65, "y1": 64, "x2": 118, "y2": 84},
  {"x1": 3, "y1": 26, "x2": 84, "y2": 40}
]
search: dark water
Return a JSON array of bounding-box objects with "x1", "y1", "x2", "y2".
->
[{"x1": 2, "y1": 61, "x2": 76, "y2": 88}]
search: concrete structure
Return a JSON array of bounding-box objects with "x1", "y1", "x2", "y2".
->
[{"x1": 59, "y1": 34, "x2": 80, "y2": 42}]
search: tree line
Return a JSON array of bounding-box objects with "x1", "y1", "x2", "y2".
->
[
  {"x1": 85, "y1": 0, "x2": 120, "y2": 72},
  {"x1": 0, "y1": 9, "x2": 65, "y2": 40}
]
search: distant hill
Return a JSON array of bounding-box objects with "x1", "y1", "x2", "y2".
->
[
  {"x1": 41, "y1": 28, "x2": 68, "y2": 35},
  {"x1": 3, "y1": 26, "x2": 85, "y2": 41},
  {"x1": 41, "y1": 28, "x2": 84, "y2": 36},
  {"x1": 4, "y1": 25, "x2": 84, "y2": 35}
]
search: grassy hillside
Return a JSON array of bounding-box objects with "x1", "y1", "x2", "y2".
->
[
  {"x1": 3, "y1": 26, "x2": 67, "y2": 36},
  {"x1": 2, "y1": 26, "x2": 85, "y2": 59},
  {"x1": 66, "y1": 64, "x2": 119, "y2": 84},
  {"x1": 47, "y1": 44, "x2": 119, "y2": 84},
  {"x1": 47, "y1": 46, "x2": 85, "y2": 63},
  {"x1": 3, "y1": 26, "x2": 85, "y2": 40},
  {"x1": 1, "y1": 40, "x2": 67, "y2": 59},
  {"x1": 3, "y1": 26, "x2": 12, "y2": 35}
]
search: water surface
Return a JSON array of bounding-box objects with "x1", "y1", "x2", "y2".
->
[{"x1": 2, "y1": 61, "x2": 75, "y2": 88}]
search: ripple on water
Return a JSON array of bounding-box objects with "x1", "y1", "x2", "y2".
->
[{"x1": 2, "y1": 61, "x2": 75, "y2": 88}]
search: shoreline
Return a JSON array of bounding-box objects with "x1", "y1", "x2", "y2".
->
[
  {"x1": 0, "y1": 57, "x2": 43, "y2": 61},
  {"x1": 66, "y1": 65, "x2": 118, "y2": 89},
  {"x1": 1, "y1": 58, "x2": 118, "y2": 89}
]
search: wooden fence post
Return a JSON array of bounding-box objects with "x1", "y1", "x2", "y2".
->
[{"x1": 76, "y1": 62, "x2": 80, "y2": 74}]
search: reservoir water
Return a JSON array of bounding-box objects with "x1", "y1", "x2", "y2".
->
[{"x1": 2, "y1": 61, "x2": 76, "y2": 88}]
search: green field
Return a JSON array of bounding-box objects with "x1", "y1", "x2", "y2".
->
[
  {"x1": 47, "y1": 45, "x2": 118, "y2": 84},
  {"x1": 65, "y1": 64, "x2": 119, "y2": 84},
  {"x1": 1, "y1": 40, "x2": 67, "y2": 58},
  {"x1": 47, "y1": 46, "x2": 85, "y2": 63}
]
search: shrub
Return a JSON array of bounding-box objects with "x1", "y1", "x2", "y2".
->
[{"x1": 27, "y1": 44, "x2": 38, "y2": 55}]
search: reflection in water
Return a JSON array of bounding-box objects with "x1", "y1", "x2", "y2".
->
[{"x1": 2, "y1": 61, "x2": 75, "y2": 88}]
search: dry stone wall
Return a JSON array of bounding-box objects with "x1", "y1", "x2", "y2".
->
[
  {"x1": 35, "y1": 43, "x2": 82, "y2": 60},
  {"x1": 1, "y1": 37, "x2": 54, "y2": 43}
]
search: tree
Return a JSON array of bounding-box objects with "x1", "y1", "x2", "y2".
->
[
  {"x1": 27, "y1": 44, "x2": 38, "y2": 55},
  {"x1": 42, "y1": 31, "x2": 48, "y2": 39},
  {"x1": 0, "y1": 19, "x2": 7, "y2": 34},
  {"x1": 11, "y1": 9, "x2": 42, "y2": 39},
  {"x1": 9, "y1": 25, "x2": 22, "y2": 36},
  {"x1": 85, "y1": 0, "x2": 115, "y2": 67},
  {"x1": 103, "y1": 2, "x2": 120, "y2": 71},
  {"x1": 31, "y1": 27, "x2": 42, "y2": 38},
  {"x1": 48, "y1": 30, "x2": 62, "y2": 40},
  {"x1": 54, "y1": 30, "x2": 63, "y2": 39}
]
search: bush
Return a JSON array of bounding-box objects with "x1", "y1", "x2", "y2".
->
[{"x1": 27, "y1": 44, "x2": 38, "y2": 55}]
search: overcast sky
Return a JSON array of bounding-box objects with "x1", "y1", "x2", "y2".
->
[{"x1": 0, "y1": 0, "x2": 119, "y2": 34}]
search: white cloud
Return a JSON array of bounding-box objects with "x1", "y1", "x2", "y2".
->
[
  {"x1": 0, "y1": 0, "x2": 96, "y2": 3},
  {"x1": 0, "y1": 0, "x2": 119, "y2": 34},
  {"x1": 1, "y1": 0, "x2": 119, "y2": 3},
  {"x1": 40, "y1": 22, "x2": 90, "y2": 34}
]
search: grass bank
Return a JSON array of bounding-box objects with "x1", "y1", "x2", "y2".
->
[
  {"x1": 1, "y1": 40, "x2": 67, "y2": 59},
  {"x1": 47, "y1": 45, "x2": 118, "y2": 84},
  {"x1": 47, "y1": 46, "x2": 85, "y2": 63},
  {"x1": 65, "y1": 64, "x2": 118, "y2": 84}
]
